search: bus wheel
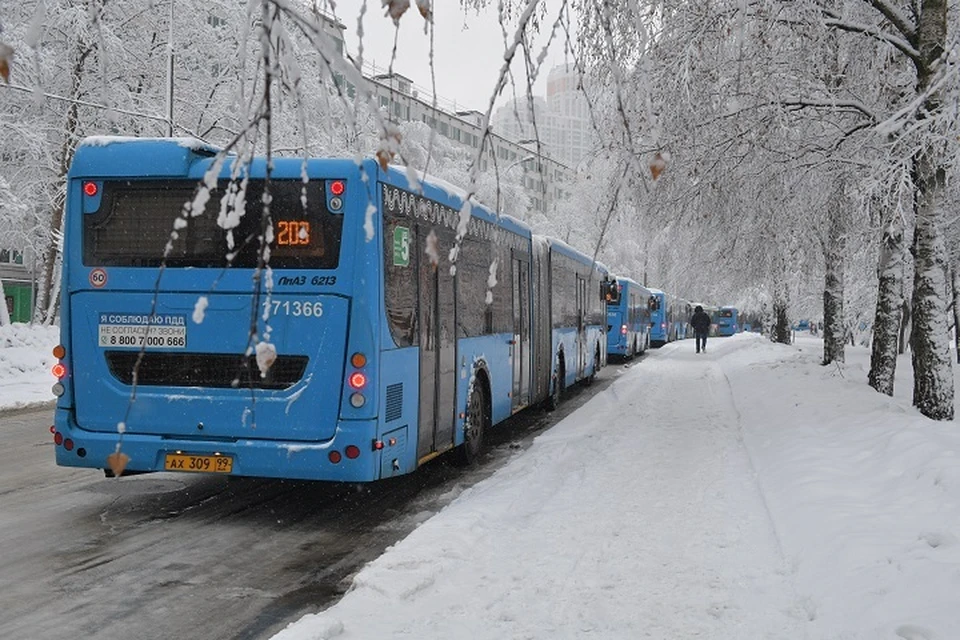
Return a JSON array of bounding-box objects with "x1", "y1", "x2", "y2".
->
[
  {"x1": 546, "y1": 357, "x2": 564, "y2": 411},
  {"x1": 457, "y1": 381, "x2": 487, "y2": 465}
]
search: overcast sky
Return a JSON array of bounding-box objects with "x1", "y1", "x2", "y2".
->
[{"x1": 344, "y1": 1, "x2": 569, "y2": 113}]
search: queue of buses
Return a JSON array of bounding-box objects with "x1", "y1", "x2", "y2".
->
[
  {"x1": 605, "y1": 283, "x2": 741, "y2": 357},
  {"x1": 50, "y1": 138, "x2": 740, "y2": 484}
]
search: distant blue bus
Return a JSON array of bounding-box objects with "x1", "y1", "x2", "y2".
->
[
  {"x1": 605, "y1": 276, "x2": 652, "y2": 359},
  {"x1": 649, "y1": 288, "x2": 687, "y2": 346},
  {"x1": 716, "y1": 306, "x2": 739, "y2": 336},
  {"x1": 51, "y1": 137, "x2": 608, "y2": 482}
]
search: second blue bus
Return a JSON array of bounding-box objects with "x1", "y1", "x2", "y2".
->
[{"x1": 605, "y1": 276, "x2": 652, "y2": 359}]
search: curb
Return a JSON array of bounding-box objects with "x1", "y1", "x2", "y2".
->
[{"x1": 0, "y1": 400, "x2": 56, "y2": 419}]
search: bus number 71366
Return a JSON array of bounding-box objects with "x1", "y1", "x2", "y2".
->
[{"x1": 264, "y1": 300, "x2": 324, "y2": 317}]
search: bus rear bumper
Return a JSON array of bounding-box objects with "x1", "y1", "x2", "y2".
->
[{"x1": 52, "y1": 408, "x2": 398, "y2": 482}]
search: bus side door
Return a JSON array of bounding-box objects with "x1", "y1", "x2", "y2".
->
[
  {"x1": 416, "y1": 226, "x2": 456, "y2": 460},
  {"x1": 576, "y1": 274, "x2": 587, "y2": 377},
  {"x1": 511, "y1": 253, "x2": 531, "y2": 410}
]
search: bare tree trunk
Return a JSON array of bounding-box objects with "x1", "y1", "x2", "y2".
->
[
  {"x1": 773, "y1": 299, "x2": 790, "y2": 344},
  {"x1": 0, "y1": 279, "x2": 10, "y2": 326},
  {"x1": 868, "y1": 221, "x2": 905, "y2": 395},
  {"x1": 822, "y1": 188, "x2": 846, "y2": 365},
  {"x1": 37, "y1": 8, "x2": 95, "y2": 324},
  {"x1": 908, "y1": 0, "x2": 953, "y2": 421},
  {"x1": 899, "y1": 298, "x2": 911, "y2": 354},
  {"x1": 910, "y1": 153, "x2": 953, "y2": 419},
  {"x1": 952, "y1": 264, "x2": 960, "y2": 364}
]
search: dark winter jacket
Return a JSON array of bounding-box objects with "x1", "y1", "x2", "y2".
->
[{"x1": 690, "y1": 309, "x2": 712, "y2": 333}]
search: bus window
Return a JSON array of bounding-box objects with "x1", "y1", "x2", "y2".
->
[
  {"x1": 601, "y1": 280, "x2": 620, "y2": 304},
  {"x1": 83, "y1": 180, "x2": 342, "y2": 269}
]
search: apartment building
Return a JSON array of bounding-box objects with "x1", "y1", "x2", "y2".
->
[{"x1": 320, "y1": 12, "x2": 571, "y2": 217}]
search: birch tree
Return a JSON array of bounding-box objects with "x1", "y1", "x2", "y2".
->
[{"x1": 816, "y1": 0, "x2": 956, "y2": 419}]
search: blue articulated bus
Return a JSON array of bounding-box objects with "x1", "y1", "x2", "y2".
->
[
  {"x1": 51, "y1": 137, "x2": 608, "y2": 482},
  {"x1": 716, "y1": 306, "x2": 739, "y2": 336},
  {"x1": 604, "y1": 276, "x2": 652, "y2": 359}
]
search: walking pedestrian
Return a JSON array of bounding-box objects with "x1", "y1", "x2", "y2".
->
[{"x1": 691, "y1": 305, "x2": 711, "y2": 354}]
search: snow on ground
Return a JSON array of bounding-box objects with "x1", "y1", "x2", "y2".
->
[
  {"x1": 270, "y1": 334, "x2": 960, "y2": 640},
  {"x1": 0, "y1": 323, "x2": 59, "y2": 411},
  {"x1": 2, "y1": 325, "x2": 959, "y2": 639}
]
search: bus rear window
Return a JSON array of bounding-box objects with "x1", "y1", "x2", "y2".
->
[
  {"x1": 719, "y1": 309, "x2": 733, "y2": 318},
  {"x1": 82, "y1": 179, "x2": 342, "y2": 269}
]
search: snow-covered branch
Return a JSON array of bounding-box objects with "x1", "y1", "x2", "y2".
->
[
  {"x1": 865, "y1": 0, "x2": 917, "y2": 42},
  {"x1": 778, "y1": 97, "x2": 878, "y2": 123},
  {"x1": 821, "y1": 11, "x2": 921, "y2": 65}
]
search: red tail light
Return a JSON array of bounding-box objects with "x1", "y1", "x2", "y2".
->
[
  {"x1": 83, "y1": 181, "x2": 98, "y2": 197},
  {"x1": 52, "y1": 363, "x2": 67, "y2": 379},
  {"x1": 620, "y1": 324, "x2": 628, "y2": 335},
  {"x1": 349, "y1": 372, "x2": 367, "y2": 389}
]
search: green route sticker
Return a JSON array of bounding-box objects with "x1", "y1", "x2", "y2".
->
[{"x1": 393, "y1": 226, "x2": 410, "y2": 267}]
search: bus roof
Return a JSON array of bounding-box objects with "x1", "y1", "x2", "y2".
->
[
  {"x1": 538, "y1": 235, "x2": 608, "y2": 274},
  {"x1": 71, "y1": 137, "x2": 533, "y2": 239}
]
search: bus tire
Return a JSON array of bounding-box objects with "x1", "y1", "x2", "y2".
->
[
  {"x1": 457, "y1": 378, "x2": 488, "y2": 465},
  {"x1": 546, "y1": 356, "x2": 564, "y2": 411}
]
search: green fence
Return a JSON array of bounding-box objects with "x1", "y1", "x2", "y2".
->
[{"x1": 2, "y1": 280, "x2": 34, "y2": 323}]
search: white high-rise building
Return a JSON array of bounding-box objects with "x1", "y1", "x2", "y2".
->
[{"x1": 493, "y1": 65, "x2": 593, "y2": 168}]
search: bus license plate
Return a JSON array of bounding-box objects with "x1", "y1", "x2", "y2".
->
[{"x1": 164, "y1": 453, "x2": 233, "y2": 474}]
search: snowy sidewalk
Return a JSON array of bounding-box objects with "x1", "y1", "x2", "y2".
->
[
  {"x1": 273, "y1": 336, "x2": 809, "y2": 639},
  {"x1": 0, "y1": 324, "x2": 58, "y2": 414}
]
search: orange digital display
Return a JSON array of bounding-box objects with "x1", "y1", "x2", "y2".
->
[{"x1": 277, "y1": 220, "x2": 311, "y2": 246}]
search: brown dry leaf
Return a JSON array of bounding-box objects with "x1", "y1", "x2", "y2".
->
[
  {"x1": 376, "y1": 129, "x2": 402, "y2": 170},
  {"x1": 649, "y1": 152, "x2": 666, "y2": 180},
  {"x1": 384, "y1": 0, "x2": 411, "y2": 24},
  {"x1": 0, "y1": 42, "x2": 13, "y2": 84},
  {"x1": 376, "y1": 149, "x2": 392, "y2": 171},
  {"x1": 107, "y1": 451, "x2": 131, "y2": 476},
  {"x1": 416, "y1": 0, "x2": 432, "y2": 20}
]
